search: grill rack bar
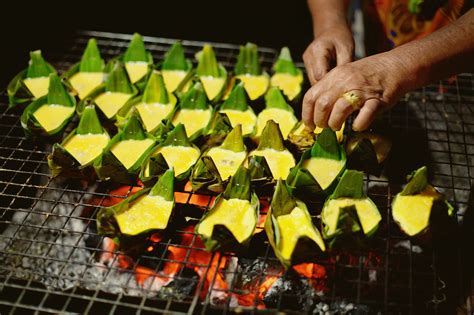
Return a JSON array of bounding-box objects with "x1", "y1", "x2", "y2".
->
[{"x1": 0, "y1": 30, "x2": 472, "y2": 314}]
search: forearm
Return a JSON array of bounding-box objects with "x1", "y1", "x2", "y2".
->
[
  {"x1": 386, "y1": 9, "x2": 474, "y2": 93},
  {"x1": 307, "y1": 0, "x2": 349, "y2": 36}
]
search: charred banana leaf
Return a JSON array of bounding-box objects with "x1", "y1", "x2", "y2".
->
[
  {"x1": 77, "y1": 61, "x2": 138, "y2": 121},
  {"x1": 116, "y1": 70, "x2": 177, "y2": 133},
  {"x1": 234, "y1": 43, "x2": 269, "y2": 101},
  {"x1": 321, "y1": 170, "x2": 381, "y2": 249},
  {"x1": 200, "y1": 112, "x2": 233, "y2": 150},
  {"x1": 21, "y1": 73, "x2": 76, "y2": 137},
  {"x1": 63, "y1": 39, "x2": 106, "y2": 99},
  {"x1": 196, "y1": 165, "x2": 259, "y2": 252},
  {"x1": 392, "y1": 166, "x2": 455, "y2": 242},
  {"x1": 94, "y1": 113, "x2": 155, "y2": 184},
  {"x1": 346, "y1": 132, "x2": 392, "y2": 176},
  {"x1": 255, "y1": 87, "x2": 297, "y2": 140},
  {"x1": 196, "y1": 44, "x2": 228, "y2": 102},
  {"x1": 191, "y1": 124, "x2": 247, "y2": 193},
  {"x1": 287, "y1": 121, "x2": 316, "y2": 153},
  {"x1": 218, "y1": 82, "x2": 257, "y2": 137},
  {"x1": 270, "y1": 47, "x2": 304, "y2": 102},
  {"x1": 287, "y1": 128, "x2": 346, "y2": 197},
  {"x1": 140, "y1": 123, "x2": 200, "y2": 186},
  {"x1": 8, "y1": 50, "x2": 56, "y2": 108},
  {"x1": 265, "y1": 179, "x2": 325, "y2": 268},
  {"x1": 48, "y1": 105, "x2": 109, "y2": 178},
  {"x1": 97, "y1": 169, "x2": 175, "y2": 248}
]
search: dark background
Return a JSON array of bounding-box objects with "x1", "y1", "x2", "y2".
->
[{"x1": 0, "y1": 1, "x2": 313, "y2": 87}]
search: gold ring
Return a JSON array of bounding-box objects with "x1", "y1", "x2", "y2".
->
[{"x1": 342, "y1": 91, "x2": 363, "y2": 110}]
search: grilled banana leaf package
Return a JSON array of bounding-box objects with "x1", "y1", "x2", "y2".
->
[
  {"x1": 94, "y1": 113, "x2": 155, "y2": 184},
  {"x1": 195, "y1": 44, "x2": 228, "y2": 103},
  {"x1": 159, "y1": 41, "x2": 194, "y2": 93},
  {"x1": 63, "y1": 39, "x2": 106, "y2": 99},
  {"x1": 270, "y1": 47, "x2": 304, "y2": 103},
  {"x1": 140, "y1": 123, "x2": 200, "y2": 186},
  {"x1": 321, "y1": 170, "x2": 382, "y2": 249},
  {"x1": 8, "y1": 50, "x2": 56, "y2": 108},
  {"x1": 346, "y1": 132, "x2": 392, "y2": 176},
  {"x1": 190, "y1": 124, "x2": 247, "y2": 193},
  {"x1": 265, "y1": 179, "x2": 326, "y2": 268},
  {"x1": 48, "y1": 105, "x2": 109, "y2": 178},
  {"x1": 97, "y1": 169, "x2": 175, "y2": 253},
  {"x1": 21, "y1": 73, "x2": 76, "y2": 137},
  {"x1": 287, "y1": 128, "x2": 346, "y2": 198},
  {"x1": 196, "y1": 165, "x2": 259, "y2": 252}
]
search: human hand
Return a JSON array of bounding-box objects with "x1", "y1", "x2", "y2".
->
[
  {"x1": 302, "y1": 52, "x2": 409, "y2": 131},
  {"x1": 303, "y1": 26, "x2": 354, "y2": 85}
]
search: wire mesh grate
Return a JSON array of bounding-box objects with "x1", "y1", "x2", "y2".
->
[{"x1": 0, "y1": 30, "x2": 472, "y2": 314}]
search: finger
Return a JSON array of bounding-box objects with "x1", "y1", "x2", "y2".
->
[
  {"x1": 303, "y1": 52, "x2": 317, "y2": 85},
  {"x1": 352, "y1": 99, "x2": 381, "y2": 131},
  {"x1": 312, "y1": 48, "x2": 332, "y2": 81},
  {"x1": 302, "y1": 85, "x2": 320, "y2": 130},
  {"x1": 328, "y1": 97, "x2": 355, "y2": 131},
  {"x1": 313, "y1": 92, "x2": 338, "y2": 129}
]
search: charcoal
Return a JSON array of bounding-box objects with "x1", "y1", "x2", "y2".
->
[
  {"x1": 263, "y1": 270, "x2": 316, "y2": 311},
  {"x1": 159, "y1": 268, "x2": 199, "y2": 300}
]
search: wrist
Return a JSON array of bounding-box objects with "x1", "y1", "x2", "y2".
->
[{"x1": 313, "y1": 16, "x2": 350, "y2": 38}]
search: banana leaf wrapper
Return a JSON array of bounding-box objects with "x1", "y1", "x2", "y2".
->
[
  {"x1": 265, "y1": 179, "x2": 325, "y2": 268},
  {"x1": 48, "y1": 105, "x2": 109, "y2": 178},
  {"x1": 94, "y1": 113, "x2": 155, "y2": 184},
  {"x1": 190, "y1": 125, "x2": 247, "y2": 193},
  {"x1": 121, "y1": 33, "x2": 154, "y2": 89},
  {"x1": 77, "y1": 61, "x2": 139, "y2": 122},
  {"x1": 321, "y1": 170, "x2": 382, "y2": 250},
  {"x1": 346, "y1": 132, "x2": 392, "y2": 176},
  {"x1": 287, "y1": 121, "x2": 316, "y2": 154},
  {"x1": 140, "y1": 123, "x2": 200, "y2": 187},
  {"x1": 195, "y1": 165, "x2": 259, "y2": 252},
  {"x1": 287, "y1": 128, "x2": 346, "y2": 198},
  {"x1": 96, "y1": 169, "x2": 175, "y2": 253},
  {"x1": 62, "y1": 39, "x2": 106, "y2": 99},
  {"x1": 8, "y1": 50, "x2": 56, "y2": 108},
  {"x1": 158, "y1": 41, "x2": 194, "y2": 93},
  {"x1": 199, "y1": 112, "x2": 233, "y2": 151},
  {"x1": 115, "y1": 70, "x2": 177, "y2": 132},
  {"x1": 234, "y1": 42, "x2": 269, "y2": 101},
  {"x1": 196, "y1": 44, "x2": 228, "y2": 103},
  {"x1": 391, "y1": 166, "x2": 455, "y2": 244},
  {"x1": 270, "y1": 47, "x2": 304, "y2": 103},
  {"x1": 20, "y1": 73, "x2": 76, "y2": 137}
]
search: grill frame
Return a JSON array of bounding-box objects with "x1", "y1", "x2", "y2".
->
[{"x1": 0, "y1": 30, "x2": 473, "y2": 314}]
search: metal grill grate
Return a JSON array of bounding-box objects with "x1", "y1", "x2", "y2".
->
[{"x1": 0, "y1": 30, "x2": 473, "y2": 314}]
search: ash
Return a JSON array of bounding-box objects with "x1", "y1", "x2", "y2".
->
[{"x1": 0, "y1": 171, "x2": 149, "y2": 297}]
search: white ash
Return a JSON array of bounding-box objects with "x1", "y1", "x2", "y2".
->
[{"x1": 394, "y1": 240, "x2": 423, "y2": 254}]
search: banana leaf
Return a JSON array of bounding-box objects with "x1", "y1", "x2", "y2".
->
[
  {"x1": 62, "y1": 39, "x2": 106, "y2": 99},
  {"x1": 121, "y1": 33, "x2": 153, "y2": 86},
  {"x1": 195, "y1": 165, "x2": 259, "y2": 252},
  {"x1": 20, "y1": 73, "x2": 76, "y2": 137},
  {"x1": 248, "y1": 120, "x2": 296, "y2": 191},
  {"x1": 346, "y1": 132, "x2": 392, "y2": 176},
  {"x1": 160, "y1": 42, "x2": 194, "y2": 93},
  {"x1": 265, "y1": 179, "x2": 325, "y2": 268},
  {"x1": 116, "y1": 70, "x2": 177, "y2": 133},
  {"x1": 48, "y1": 105, "x2": 109, "y2": 178},
  {"x1": 392, "y1": 166, "x2": 455, "y2": 242},
  {"x1": 190, "y1": 125, "x2": 247, "y2": 193},
  {"x1": 200, "y1": 112, "x2": 233, "y2": 150},
  {"x1": 196, "y1": 44, "x2": 228, "y2": 102},
  {"x1": 321, "y1": 170, "x2": 381, "y2": 249},
  {"x1": 77, "y1": 61, "x2": 138, "y2": 121},
  {"x1": 218, "y1": 82, "x2": 257, "y2": 136},
  {"x1": 287, "y1": 121, "x2": 316, "y2": 153},
  {"x1": 94, "y1": 113, "x2": 155, "y2": 184},
  {"x1": 234, "y1": 43, "x2": 269, "y2": 101},
  {"x1": 287, "y1": 128, "x2": 346, "y2": 198},
  {"x1": 255, "y1": 87, "x2": 297, "y2": 140},
  {"x1": 140, "y1": 123, "x2": 200, "y2": 186},
  {"x1": 97, "y1": 169, "x2": 175, "y2": 248},
  {"x1": 271, "y1": 47, "x2": 304, "y2": 101},
  {"x1": 171, "y1": 82, "x2": 213, "y2": 141},
  {"x1": 8, "y1": 50, "x2": 56, "y2": 108}
]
